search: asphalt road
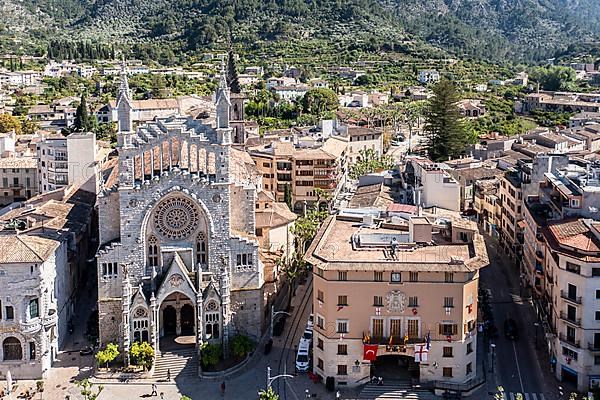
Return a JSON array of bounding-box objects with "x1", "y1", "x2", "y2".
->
[{"x1": 481, "y1": 238, "x2": 554, "y2": 398}]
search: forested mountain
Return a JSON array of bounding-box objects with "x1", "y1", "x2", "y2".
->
[{"x1": 1, "y1": 0, "x2": 599, "y2": 62}]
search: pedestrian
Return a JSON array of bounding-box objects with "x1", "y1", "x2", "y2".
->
[
  {"x1": 160, "y1": 392, "x2": 164, "y2": 400},
  {"x1": 220, "y1": 381, "x2": 226, "y2": 396},
  {"x1": 151, "y1": 383, "x2": 157, "y2": 396},
  {"x1": 166, "y1": 369, "x2": 171, "y2": 382}
]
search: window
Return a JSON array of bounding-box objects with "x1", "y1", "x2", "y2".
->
[
  {"x1": 562, "y1": 346, "x2": 578, "y2": 361},
  {"x1": 566, "y1": 262, "x2": 581, "y2": 275},
  {"x1": 409, "y1": 272, "x2": 418, "y2": 282},
  {"x1": 407, "y1": 319, "x2": 419, "y2": 338},
  {"x1": 596, "y1": 311, "x2": 600, "y2": 321},
  {"x1": 29, "y1": 298, "x2": 39, "y2": 319},
  {"x1": 101, "y1": 262, "x2": 118, "y2": 279},
  {"x1": 439, "y1": 323, "x2": 458, "y2": 336},
  {"x1": 409, "y1": 296, "x2": 419, "y2": 307},
  {"x1": 317, "y1": 358, "x2": 324, "y2": 370},
  {"x1": 593, "y1": 268, "x2": 600, "y2": 277},
  {"x1": 338, "y1": 296, "x2": 348, "y2": 306},
  {"x1": 390, "y1": 319, "x2": 402, "y2": 337},
  {"x1": 338, "y1": 344, "x2": 348, "y2": 355},
  {"x1": 29, "y1": 342, "x2": 36, "y2": 360},
  {"x1": 374, "y1": 271, "x2": 384, "y2": 282},
  {"x1": 337, "y1": 365, "x2": 347, "y2": 375},
  {"x1": 443, "y1": 367, "x2": 453, "y2": 378},
  {"x1": 372, "y1": 319, "x2": 384, "y2": 338},
  {"x1": 5, "y1": 306, "x2": 14, "y2": 320},
  {"x1": 595, "y1": 356, "x2": 600, "y2": 365},
  {"x1": 466, "y1": 362, "x2": 473, "y2": 375},
  {"x1": 2, "y1": 337, "x2": 22, "y2": 360},
  {"x1": 317, "y1": 315, "x2": 324, "y2": 329},
  {"x1": 466, "y1": 342, "x2": 473, "y2": 354},
  {"x1": 373, "y1": 296, "x2": 383, "y2": 306},
  {"x1": 445, "y1": 272, "x2": 454, "y2": 283},
  {"x1": 236, "y1": 253, "x2": 253, "y2": 267},
  {"x1": 391, "y1": 272, "x2": 401, "y2": 283},
  {"x1": 443, "y1": 347, "x2": 453, "y2": 357},
  {"x1": 337, "y1": 320, "x2": 349, "y2": 333},
  {"x1": 196, "y1": 233, "x2": 207, "y2": 265},
  {"x1": 444, "y1": 297, "x2": 454, "y2": 308},
  {"x1": 338, "y1": 271, "x2": 348, "y2": 281},
  {"x1": 567, "y1": 326, "x2": 576, "y2": 343},
  {"x1": 597, "y1": 289, "x2": 600, "y2": 299},
  {"x1": 204, "y1": 308, "x2": 220, "y2": 339},
  {"x1": 317, "y1": 338, "x2": 323, "y2": 350},
  {"x1": 317, "y1": 290, "x2": 324, "y2": 302}
]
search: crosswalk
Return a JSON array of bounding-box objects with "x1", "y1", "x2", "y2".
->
[
  {"x1": 501, "y1": 393, "x2": 546, "y2": 400},
  {"x1": 359, "y1": 381, "x2": 438, "y2": 399}
]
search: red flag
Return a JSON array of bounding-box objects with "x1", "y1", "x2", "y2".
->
[{"x1": 363, "y1": 344, "x2": 378, "y2": 361}]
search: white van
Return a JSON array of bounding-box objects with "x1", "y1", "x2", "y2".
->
[{"x1": 295, "y1": 339, "x2": 311, "y2": 372}]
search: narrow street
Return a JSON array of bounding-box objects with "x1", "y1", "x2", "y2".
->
[{"x1": 481, "y1": 237, "x2": 559, "y2": 399}]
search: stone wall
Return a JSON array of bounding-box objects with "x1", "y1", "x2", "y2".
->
[
  {"x1": 98, "y1": 299, "x2": 122, "y2": 347},
  {"x1": 98, "y1": 191, "x2": 121, "y2": 245},
  {"x1": 230, "y1": 288, "x2": 263, "y2": 340}
]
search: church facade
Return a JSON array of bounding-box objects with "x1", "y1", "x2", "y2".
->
[{"x1": 96, "y1": 65, "x2": 264, "y2": 368}]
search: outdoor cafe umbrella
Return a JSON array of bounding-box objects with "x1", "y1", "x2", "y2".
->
[{"x1": 6, "y1": 370, "x2": 12, "y2": 394}]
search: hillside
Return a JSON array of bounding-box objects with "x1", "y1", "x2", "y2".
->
[{"x1": 1, "y1": 0, "x2": 599, "y2": 63}]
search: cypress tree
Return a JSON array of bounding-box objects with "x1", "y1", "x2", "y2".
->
[
  {"x1": 74, "y1": 92, "x2": 90, "y2": 132},
  {"x1": 226, "y1": 51, "x2": 241, "y2": 94},
  {"x1": 423, "y1": 78, "x2": 469, "y2": 162},
  {"x1": 284, "y1": 183, "x2": 293, "y2": 211}
]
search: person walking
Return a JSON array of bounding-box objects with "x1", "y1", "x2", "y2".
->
[
  {"x1": 160, "y1": 393, "x2": 164, "y2": 400},
  {"x1": 151, "y1": 383, "x2": 157, "y2": 396},
  {"x1": 220, "y1": 381, "x2": 226, "y2": 396},
  {"x1": 166, "y1": 369, "x2": 171, "y2": 382}
]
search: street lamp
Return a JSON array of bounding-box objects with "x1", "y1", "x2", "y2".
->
[
  {"x1": 534, "y1": 322, "x2": 539, "y2": 350},
  {"x1": 270, "y1": 305, "x2": 291, "y2": 338},
  {"x1": 490, "y1": 344, "x2": 496, "y2": 373}
]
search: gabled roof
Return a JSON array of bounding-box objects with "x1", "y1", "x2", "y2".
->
[{"x1": 0, "y1": 235, "x2": 60, "y2": 263}]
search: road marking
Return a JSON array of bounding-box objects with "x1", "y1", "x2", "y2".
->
[{"x1": 512, "y1": 341, "x2": 525, "y2": 394}]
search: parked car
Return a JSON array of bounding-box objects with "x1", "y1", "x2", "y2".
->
[
  {"x1": 295, "y1": 339, "x2": 311, "y2": 372},
  {"x1": 307, "y1": 314, "x2": 314, "y2": 328},
  {"x1": 302, "y1": 327, "x2": 313, "y2": 343},
  {"x1": 504, "y1": 318, "x2": 519, "y2": 340}
]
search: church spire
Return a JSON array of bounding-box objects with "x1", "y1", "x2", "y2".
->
[
  {"x1": 116, "y1": 59, "x2": 133, "y2": 133},
  {"x1": 215, "y1": 59, "x2": 231, "y2": 130}
]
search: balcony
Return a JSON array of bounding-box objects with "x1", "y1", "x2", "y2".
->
[
  {"x1": 42, "y1": 312, "x2": 58, "y2": 327},
  {"x1": 363, "y1": 333, "x2": 426, "y2": 346},
  {"x1": 560, "y1": 290, "x2": 582, "y2": 304},
  {"x1": 559, "y1": 333, "x2": 580, "y2": 348},
  {"x1": 589, "y1": 342, "x2": 600, "y2": 351},
  {"x1": 559, "y1": 311, "x2": 582, "y2": 327}
]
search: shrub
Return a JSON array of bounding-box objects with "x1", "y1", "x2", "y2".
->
[
  {"x1": 130, "y1": 341, "x2": 154, "y2": 370},
  {"x1": 95, "y1": 343, "x2": 119, "y2": 369},
  {"x1": 200, "y1": 342, "x2": 222, "y2": 368},
  {"x1": 231, "y1": 335, "x2": 254, "y2": 358}
]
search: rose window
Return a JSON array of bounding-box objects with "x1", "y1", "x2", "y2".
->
[{"x1": 154, "y1": 196, "x2": 201, "y2": 240}]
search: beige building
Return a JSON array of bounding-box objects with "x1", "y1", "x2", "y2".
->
[
  {"x1": 499, "y1": 168, "x2": 525, "y2": 258},
  {"x1": 0, "y1": 157, "x2": 38, "y2": 206},
  {"x1": 305, "y1": 214, "x2": 488, "y2": 388},
  {"x1": 473, "y1": 178, "x2": 501, "y2": 237},
  {"x1": 249, "y1": 137, "x2": 348, "y2": 212}
]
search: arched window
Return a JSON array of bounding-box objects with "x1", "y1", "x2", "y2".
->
[
  {"x1": 148, "y1": 236, "x2": 159, "y2": 267},
  {"x1": 204, "y1": 301, "x2": 220, "y2": 339},
  {"x1": 196, "y1": 233, "x2": 207, "y2": 267},
  {"x1": 3, "y1": 337, "x2": 22, "y2": 361},
  {"x1": 132, "y1": 307, "x2": 149, "y2": 344}
]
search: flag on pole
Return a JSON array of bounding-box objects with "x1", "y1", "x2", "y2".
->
[
  {"x1": 389, "y1": 335, "x2": 393, "y2": 346},
  {"x1": 337, "y1": 306, "x2": 344, "y2": 312},
  {"x1": 414, "y1": 344, "x2": 429, "y2": 362},
  {"x1": 363, "y1": 344, "x2": 378, "y2": 361}
]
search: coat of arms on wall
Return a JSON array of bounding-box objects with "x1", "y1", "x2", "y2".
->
[
  {"x1": 169, "y1": 273, "x2": 184, "y2": 287},
  {"x1": 385, "y1": 290, "x2": 407, "y2": 313}
]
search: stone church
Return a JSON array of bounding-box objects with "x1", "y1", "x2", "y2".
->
[{"x1": 96, "y1": 62, "x2": 264, "y2": 368}]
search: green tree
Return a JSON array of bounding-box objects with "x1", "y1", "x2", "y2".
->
[
  {"x1": 258, "y1": 386, "x2": 280, "y2": 400},
  {"x1": 231, "y1": 335, "x2": 254, "y2": 358},
  {"x1": 130, "y1": 341, "x2": 154, "y2": 370},
  {"x1": 530, "y1": 66, "x2": 577, "y2": 91},
  {"x1": 21, "y1": 119, "x2": 39, "y2": 135},
  {"x1": 283, "y1": 183, "x2": 292, "y2": 210},
  {"x1": 423, "y1": 79, "x2": 469, "y2": 162},
  {"x1": 95, "y1": 343, "x2": 119, "y2": 369},
  {"x1": 200, "y1": 342, "x2": 222, "y2": 368},
  {"x1": 74, "y1": 91, "x2": 94, "y2": 132},
  {"x1": 301, "y1": 88, "x2": 338, "y2": 115},
  {"x1": 349, "y1": 148, "x2": 395, "y2": 179},
  {"x1": 0, "y1": 114, "x2": 21, "y2": 134},
  {"x1": 76, "y1": 379, "x2": 104, "y2": 400},
  {"x1": 181, "y1": 397, "x2": 192, "y2": 400}
]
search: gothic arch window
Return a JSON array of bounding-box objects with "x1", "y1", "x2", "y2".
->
[
  {"x1": 233, "y1": 104, "x2": 239, "y2": 120},
  {"x1": 204, "y1": 301, "x2": 220, "y2": 340},
  {"x1": 196, "y1": 232, "x2": 207, "y2": 267},
  {"x1": 132, "y1": 307, "x2": 149, "y2": 343},
  {"x1": 148, "y1": 235, "x2": 159, "y2": 267},
  {"x1": 153, "y1": 196, "x2": 201, "y2": 240},
  {"x1": 3, "y1": 337, "x2": 22, "y2": 361}
]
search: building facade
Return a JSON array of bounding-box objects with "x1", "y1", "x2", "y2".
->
[
  {"x1": 0, "y1": 157, "x2": 38, "y2": 206},
  {"x1": 306, "y1": 214, "x2": 488, "y2": 388},
  {"x1": 96, "y1": 67, "x2": 265, "y2": 372}
]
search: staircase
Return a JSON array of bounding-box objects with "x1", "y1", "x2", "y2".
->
[
  {"x1": 154, "y1": 348, "x2": 198, "y2": 380},
  {"x1": 359, "y1": 380, "x2": 440, "y2": 399}
]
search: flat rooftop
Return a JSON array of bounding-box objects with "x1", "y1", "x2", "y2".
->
[{"x1": 306, "y1": 216, "x2": 483, "y2": 272}]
